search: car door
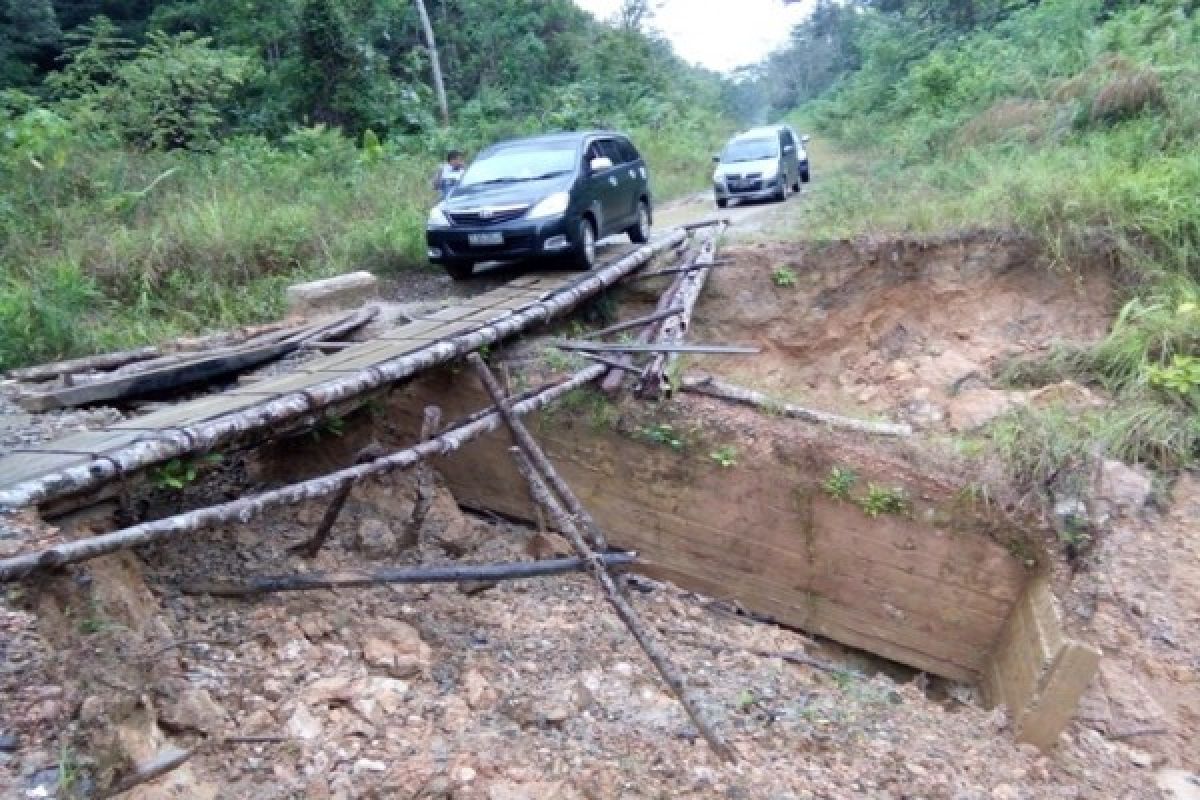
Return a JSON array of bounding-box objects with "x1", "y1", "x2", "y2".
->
[
  {"x1": 613, "y1": 137, "x2": 646, "y2": 222},
  {"x1": 584, "y1": 138, "x2": 626, "y2": 236}
]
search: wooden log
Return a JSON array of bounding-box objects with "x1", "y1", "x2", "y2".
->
[
  {"x1": 579, "y1": 353, "x2": 644, "y2": 375},
  {"x1": 12, "y1": 307, "x2": 378, "y2": 413},
  {"x1": 289, "y1": 442, "x2": 386, "y2": 558},
  {"x1": 581, "y1": 307, "x2": 684, "y2": 340},
  {"x1": 680, "y1": 373, "x2": 913, "y2": 437},
  {"x1": 7, "y1": 347, "x2": 162, "y2": 383},
  {"x1": 599, "y1": 251, "x2": 693, "y2": 394},
  {"x1": 682, "y1": 218, "x2": 730, "y2": 231},
  {"x1": 637, "y1": 225, "x2": 725, "y2": 399},
  {"x1": 468, "y1": 354, "x2": 609, "y2": 550},
  {"x1": 631, "y1": 260, "x2": 735, "y2": 281},
  {"x1": 180, "y1": 553, "x2": 638, "y2": 596},
  {"x1": 401, "y1": 405, "x2": 442, "y2": 549},
  {"x1": 0, "y1": 229, "x2": 685, "y2": 512},
  {"x1": 96, "y1": 747, "x2": 194, "y2": 799},
  {"x1": 0, "y1": 363, "x2": 610, "y2": 582},
  {"x1": 557, "y1": 342, "x2": 759, "y2": 355},
  {"x1": 506, "y1": 445, "x2": 736, "y2": 762}
]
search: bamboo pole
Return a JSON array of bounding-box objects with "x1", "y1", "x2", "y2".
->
[
  {"x1": 637, "y1": 225, "x2": 725, "y2": 399},
  {"x1": 181, "y1": 553, "x2": 637, "y2": 597},
  {"x1": 289, "y1": 442, "x2": 386, "y2": 558},
  {"x1": 0, "y1": 363, "x2": 610, "y2": 583},
  {"x1": 581, "y1": 307, "x2": 683, "y2": 340},
  {"x1": 401, "y1": 405, "x2": 442, "y2": 549},
  {"x1": 506, "y1": 446, "x2": 736, "y2": 762},
  {"x1": 0, "y1": 231, "x2": 685, "y2": 512},
  {"x1": 557, "y1": 342, "x2": 758, "y2": 355},
  {"x1": 468, "y1": 353, "x2": 608, "y2": 550},
  {"x1": 599, "y1": 249, "x2": 694, "y2": 394},
  {"x1": 681, "y1": 373, "x2": 913, "y2": 437}
]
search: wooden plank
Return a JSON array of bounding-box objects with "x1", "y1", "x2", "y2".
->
[
  {"x1": 309, "y1": 340, "x2": 434, "y2": 374},
  {"x1": 14, "y1": 338, "x2": 303, "y2": 412},
  {"x1": 641, "y1": 562, "x2": 980, "y2": 681},
  {"x1": 225, "y1": 370, "x2": 332, "y2": 397},
  {"x1": 110, "y1": 392, "x2": 270, "y2": 430}
]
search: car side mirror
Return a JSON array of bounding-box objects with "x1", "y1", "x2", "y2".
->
[
  {"x1": 712, "y1": 154, "x2": 720, "y2": 164},
  {"x1": 589, "y1": 156, "x2": 613, "y2": 173},
  {"x1": 802, "y1": 135, "x2": 811, "y2": 144}
]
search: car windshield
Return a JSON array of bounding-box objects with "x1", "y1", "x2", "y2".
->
[
  {"x1": 459, "y1": 145, "x2": 576, "y2": 187},
  {"x1": 721, "y1": 137, "x2": 778, "y2": 163}
]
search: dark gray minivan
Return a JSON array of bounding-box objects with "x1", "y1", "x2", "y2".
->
[{"x1": 426, "y1": 131, "x2": 652, "y2": 280}]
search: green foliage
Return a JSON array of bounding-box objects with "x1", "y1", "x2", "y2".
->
[
  {"x1": 859, "y1": 484, "x2": 909, "y2": 518},
  {"x1": 150, "y1": 453, "x2": 223, "y2": 490},
  {"x1": 822, "y1": 466, "x2": 858, "y2": 501},
  {"x1": 771, "y1": 266, "x2": 797, "y2": 288},
  {"x1": 1147, "y1": 354, "x2": 1200, "y2": 397},
  {"x1": 709, "y1": 445, "x2": 738, "y2": 468},
  {"x1": 639, "y1": 423, "x2": 685, "y2": 451}
]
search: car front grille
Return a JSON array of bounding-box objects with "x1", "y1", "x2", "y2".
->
[
  {"x1": 726, "y1": 173, "x2": 764, "y2": 193},
  {"x1": 446, "y1": 207, "x2": 529, "y2": 226}
]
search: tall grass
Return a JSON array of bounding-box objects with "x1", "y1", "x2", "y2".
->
[{"x1": 777, "y1": 1, "x2": 1200, "y2": 473}]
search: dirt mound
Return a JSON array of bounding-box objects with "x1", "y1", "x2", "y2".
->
[{"x1": 692, "y1": 232, "x2": 1115, "y2": 432}]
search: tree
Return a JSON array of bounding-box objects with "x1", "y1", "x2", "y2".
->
[{"x1": 413, "y1": 0, "x2": 449, "y2": 124}]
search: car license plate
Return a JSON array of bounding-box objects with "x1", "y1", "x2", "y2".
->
[{"x1": 468, "y1": 232, "x2": 504, "y2": 247}]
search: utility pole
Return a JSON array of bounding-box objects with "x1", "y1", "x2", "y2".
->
[{"x1": 413, "y1": 0, "x2": 449, "y2": 125}]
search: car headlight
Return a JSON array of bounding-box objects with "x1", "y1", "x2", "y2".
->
[
  {"x1": 712, "y1": 170, "x2": 723, "y2": 183},
  {"x1": 527, "y1": 191, "x2": 569, "y2": 220},
  {"x1": 428, "y1": 205, "x2": 450, "y2": 226}
]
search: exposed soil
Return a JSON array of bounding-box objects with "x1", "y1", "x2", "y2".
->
[
  {"x1": 690, "y1": 233, "x2": 1116, "y2": 433},
  {"x1": 1, "y1": 227, "x2": 1197, "y2": 799},
  {"x1": 0, "y1": 471, "x2": 1185, "y2": 800}
]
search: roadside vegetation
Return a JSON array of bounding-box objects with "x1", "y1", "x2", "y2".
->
[
  {"x1": 738, "y1": 0, "x2": 1200, "y2": 482},
  {"x1": 0, "y1": 1, "x2": 733, "y2": 370}
]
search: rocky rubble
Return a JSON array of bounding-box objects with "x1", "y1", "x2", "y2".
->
[{"x1": 1, "y1": 466, "x2": 1194, "y2": 799}]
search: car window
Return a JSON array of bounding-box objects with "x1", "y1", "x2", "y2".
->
[
  {"x1": 721, "y1": 137, "x2": 778, "y2": 163},
  {"x1": 598, "y1": 139, "x2": 624, "y2": 163},
  {"x1": 459, "y1": 144, "x2": 576, "y2": 187},
  {"x1": 615, "y1": 138, "x2": 640, "y2": 164}
]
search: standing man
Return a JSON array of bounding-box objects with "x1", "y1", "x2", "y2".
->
[{"x1": 432, "y1": 149, "x2": 465, "y2": 199}]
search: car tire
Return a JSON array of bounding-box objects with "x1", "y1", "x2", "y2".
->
[
  {"x1": 569, "y1": 217, "x2": 597, "y2": 271},
  {"x1": 801, "y1": 167, "x2": 811, "y2": 184},
  {"x1": 715, "y1": 196, "x2": 728, "y2": 209},
  {"x1": 444, "y1": 262, "x2": 475, "y2": 281},
  {"x1": 627, "y1": 200, "x2": 651, "y2": 244}
]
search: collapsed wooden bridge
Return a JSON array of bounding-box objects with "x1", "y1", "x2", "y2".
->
[{"x1": 0, "y1": 219, "x2": 1100, "y2": 762}]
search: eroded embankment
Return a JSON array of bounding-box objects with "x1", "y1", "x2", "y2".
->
[{"x1": 691, "y1": 231, "x2": 1115, "y2": 433}]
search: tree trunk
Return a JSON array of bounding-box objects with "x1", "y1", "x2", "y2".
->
[{"x1": 414, "y1": 0, "x2": 450, "y2": 125}]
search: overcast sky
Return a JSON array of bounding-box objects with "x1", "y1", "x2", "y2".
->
[{"x1": 573, "y1": 0, "x2": 814, "y2": 73}]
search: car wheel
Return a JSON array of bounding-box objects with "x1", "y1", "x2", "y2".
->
[
  {"x1": 444, "y1": 262, "x2": 474, "y2": 281},
  {"x1": 801, "y1": 167, "x2": 811, "y2": 184},
  {"x1": 627, "y1": 200, "x2": 651, "y2": 244},
  {"x1": 569, "y1": 217, "x2": 597, "y2": 271},
  {"x1": 715, "y1": 196, "x2": 728, "y2": 209}
]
